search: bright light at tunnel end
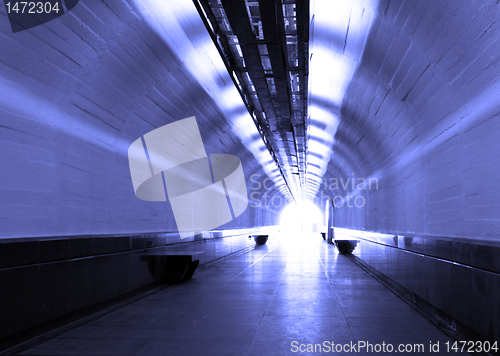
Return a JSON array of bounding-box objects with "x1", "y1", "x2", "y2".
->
[{"x1": 279, "y1": 201, "x2": 323, "y2": 233}]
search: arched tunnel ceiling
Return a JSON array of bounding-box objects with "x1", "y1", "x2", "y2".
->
[
  {"x1": 175, "y1": 0, "x2": 382, "y2": 202},
  {"x1": 131, "y1": 0, "x2": 294, "y2": 202},
  {"x1": 179, "y1": 0, "x2": 500, "y2": 211},
  {"x1": 162, "y1": 0, "x2": 385, "y2": 202}
]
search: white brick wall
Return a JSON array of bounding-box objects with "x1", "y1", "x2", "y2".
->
[
  {"x1": 333, "y1": 0, "x2": 500, "y2": 239},
  {"x1": 0, "y1": 0, "x2": 280, "y2": 238}
]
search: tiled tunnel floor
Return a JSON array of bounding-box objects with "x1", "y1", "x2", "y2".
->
[{"x1": 19, "y1": 233, "x2": 469, "y2": 356}]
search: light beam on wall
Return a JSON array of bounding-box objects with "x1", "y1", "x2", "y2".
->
[
  {"x1": 306, "y1": 0, "x2": 378, "y2": 197},
  {"x1": 131, "y1": 0, "x2": 288, "y2": 194}
]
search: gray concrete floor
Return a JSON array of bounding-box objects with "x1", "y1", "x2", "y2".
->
[{"x1": 20, "y1": 233, "x2": 467, "y2": 356}]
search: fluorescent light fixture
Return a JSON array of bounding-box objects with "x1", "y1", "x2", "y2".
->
[
  {"x1": 306, "y1": 0, "x2": 378, "y2": 197},
  {"x1": 131, "y1": 0, "x2": 287, "y2": 191}
]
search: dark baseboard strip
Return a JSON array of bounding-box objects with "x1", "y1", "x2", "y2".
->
[
  {"x1": 0, "y1": 280, "x2": 169, "y2": 356},
  {"x1": 0, "y1": 243, "x2": 258, "y2": 356},
  {"x1": 345, "y1": 254, "x2": 497, "y2": 356}
]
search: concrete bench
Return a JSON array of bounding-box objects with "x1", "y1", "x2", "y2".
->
[
  {"x1": 141, "y1": 251, "x2": 204, "y2": 284},
  {"x1": 333, "y1": 240, "x2": 358, "y2": 254},
  {"x1": 252, "y1": 235, "x2": 268, "y2": 245}
]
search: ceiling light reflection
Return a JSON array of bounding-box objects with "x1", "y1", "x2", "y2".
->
[
  {"x1": 307, "y1": 0, "x2": 378, "y2": 197},
  {"x1": 131, "y1": 0, "x2": 287, "y2": 193}
]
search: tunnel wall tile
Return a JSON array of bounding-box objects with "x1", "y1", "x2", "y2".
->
[
  {"x1": 336, "y1": 228, "x2": 500, "y2": 342},
  {"x1": 0, "y1": 227, "x2": 273, "y2": 341},
  {"x1": 334, "y1": 0, "x2": 500, "y2": 241},
  {"x1": 0, "y1": 0, "x2": 282, "y2": 239}
]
